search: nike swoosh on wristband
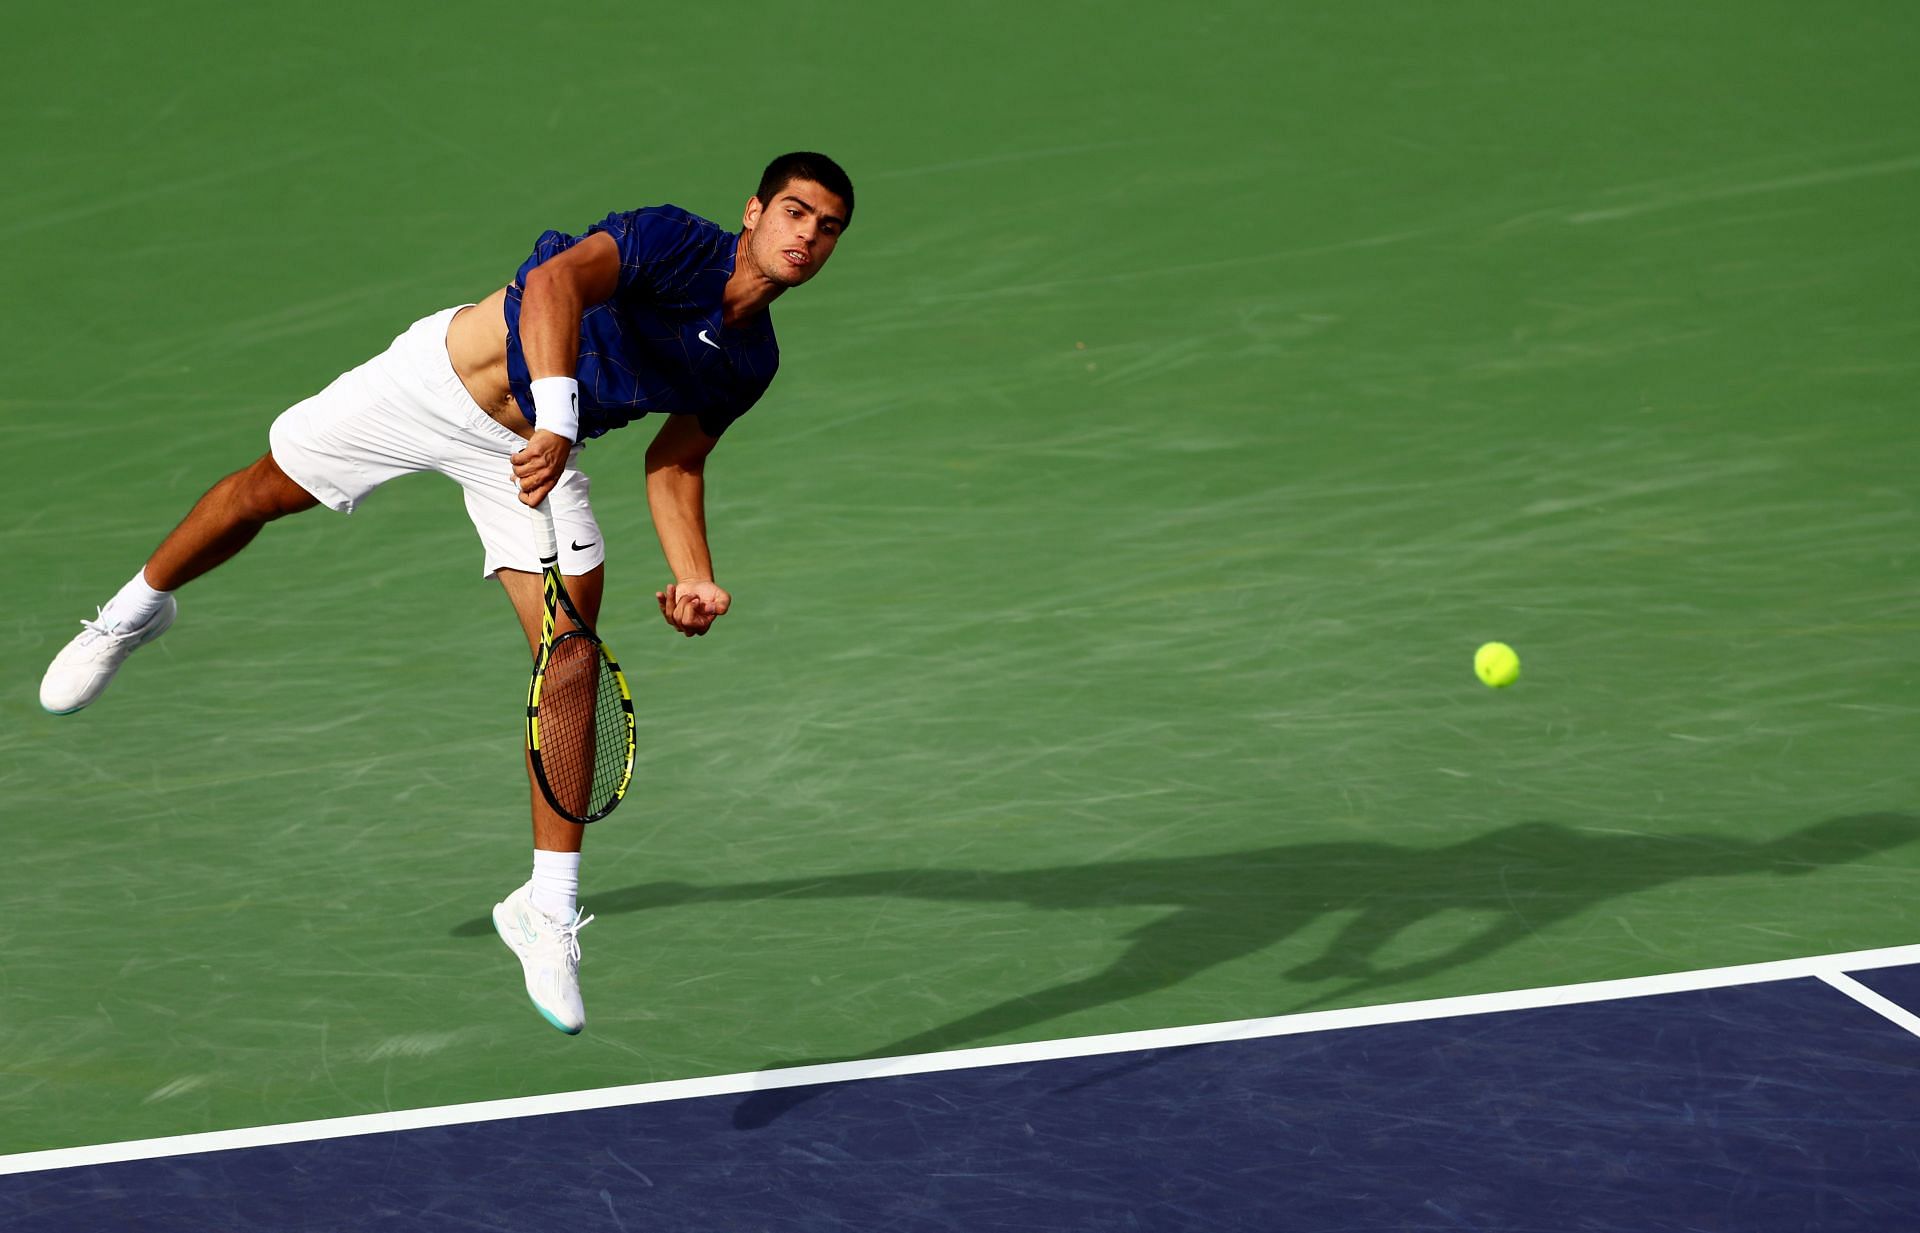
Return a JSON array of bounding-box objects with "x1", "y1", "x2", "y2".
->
[{"x1": 697, "y1": 329, "x2": 720, "y2": 349}]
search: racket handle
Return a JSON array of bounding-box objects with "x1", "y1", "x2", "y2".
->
[{"x1": 532, "y1": 499, "x2": 560, "y2": 567}]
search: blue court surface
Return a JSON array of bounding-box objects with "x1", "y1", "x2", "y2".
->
[{"x1": 4, "y1": 948, "x2": 1917, "y2": 1231}]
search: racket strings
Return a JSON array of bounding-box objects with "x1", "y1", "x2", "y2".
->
[{"x1": 537, "y1": 636, "x2": 631, "y2": 818}]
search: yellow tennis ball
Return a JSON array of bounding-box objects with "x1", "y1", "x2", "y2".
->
[{"x1": 1474, "y1": 641, "x2": 1521, "y2": 688}]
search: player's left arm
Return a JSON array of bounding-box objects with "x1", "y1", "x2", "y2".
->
[{"x1": 645, "y1": 413, "x2": 730, "y2": 637}]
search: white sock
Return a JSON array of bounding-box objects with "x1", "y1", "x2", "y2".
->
[
  {"x1": 100, "y1": 568, "x2": 171, "y2": 634},
  {"x1": 530, "y1": 849, "x2": 581, "y2": 921}
]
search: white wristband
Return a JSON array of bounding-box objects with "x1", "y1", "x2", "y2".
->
[{"x1": 529, "y1": 376, "x2": 580, "y2": 443}]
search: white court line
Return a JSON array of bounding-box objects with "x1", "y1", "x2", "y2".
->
[
  {"x1": 6, "y1": 941, "x2": 1920, "y2": 1178},
  {"x1": 1819, "y1": 971, "x2": 1920, "y2": 1040}
]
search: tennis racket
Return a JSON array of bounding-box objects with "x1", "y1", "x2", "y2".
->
[{"x1": 526, "y1": 501, "x2": 636, "y2": 824}]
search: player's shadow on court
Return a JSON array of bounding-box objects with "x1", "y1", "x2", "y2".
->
[{"x1": 457, "y1": 812, "x2": 1919, "y2": 1128}]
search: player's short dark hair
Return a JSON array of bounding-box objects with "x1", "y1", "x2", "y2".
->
[{"x1": 757, "y1": 152, "x2": 855, "y2": 228}]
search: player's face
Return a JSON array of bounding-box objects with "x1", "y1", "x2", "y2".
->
[{"x1": 743, "y1": 179, "x2": 847, "y2": 288}]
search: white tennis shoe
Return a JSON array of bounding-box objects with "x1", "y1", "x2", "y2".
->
[
  {"x1": 40, "y1": 596, "x2": 179, "y2": 715},
  {"x1": 493, "y1": 882, "x2": 593, "y2": 1035}
]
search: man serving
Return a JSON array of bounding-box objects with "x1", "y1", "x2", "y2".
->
[{"x1": 40, "y1": 151, "x2": 856, "y2": 1035}]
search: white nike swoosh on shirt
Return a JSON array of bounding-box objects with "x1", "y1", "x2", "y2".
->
[{"x1": 697, "y1": 330, "x2": 720, "y2": 349}]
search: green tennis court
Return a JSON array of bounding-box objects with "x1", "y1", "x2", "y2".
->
[{"x1": 4, "y1": 0, "x2": 1916, "y2": 1163}]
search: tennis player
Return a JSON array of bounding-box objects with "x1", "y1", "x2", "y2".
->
[{"x1": 39, "y1": 151, "x2": 855, "y2": 1035}]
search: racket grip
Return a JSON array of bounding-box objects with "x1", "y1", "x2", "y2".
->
[{"x1": 532, "y1": 500, "x2": 560, "y2": 566}]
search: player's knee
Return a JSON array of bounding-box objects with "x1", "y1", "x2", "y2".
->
[{"x1": 231, "y1": 454, "x2": 320, "y2": 522}]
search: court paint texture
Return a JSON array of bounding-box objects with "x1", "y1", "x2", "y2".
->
[{"x1": 3, "y1": 1, "x2": 1915, "y2": 1225}]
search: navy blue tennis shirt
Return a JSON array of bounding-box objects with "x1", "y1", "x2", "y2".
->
[{"x1": 502, "y1": 205, "x2": 778, "y2": 441}]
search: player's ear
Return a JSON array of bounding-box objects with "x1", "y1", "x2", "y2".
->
[{"x1": 743, "y1": 196, "x2": 763, "y2": 230}]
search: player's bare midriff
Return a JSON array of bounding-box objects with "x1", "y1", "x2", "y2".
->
[{"x1": 446, "y1": 288, "x2": 534, "y2": 435}]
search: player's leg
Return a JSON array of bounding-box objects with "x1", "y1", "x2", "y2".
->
[
  {"x1": 144, "y1": 451, "x2": 321, "y2": 590},
  {"x1": 450, "y1": 450, "x2": 607, "y2": 865},
  {"x1": 42, "y1": 306, "x2": 488, "y2": 716},
  {"x1": 490, "y1": 559, "x2": 605, "y2": 1035},
  {"x1": 449, "y1": 427, "x2": 608, "y2": 862},
  {"x1": 447, "y1": 409, "x2": 608, "y2": 1033},
  {"x1": 41, "y1": 366, "x2": 429, "y2": 716},
  {"x1": 40, "y1": 449, "x2": 326, "y2": 714},
  {"x1": 496, "y1": 562, "x2": 605, "y2": 857}
]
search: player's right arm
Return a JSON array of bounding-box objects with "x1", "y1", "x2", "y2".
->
[{"x1": 510, "y1": 231, "x2": 623, "y2": 507}]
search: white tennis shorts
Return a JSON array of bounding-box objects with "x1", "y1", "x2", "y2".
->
[{"x1": 269, "y1": 305, "x2": 605, "y2": 578}]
